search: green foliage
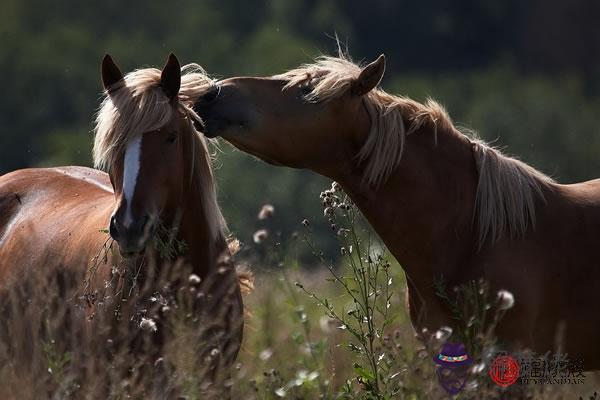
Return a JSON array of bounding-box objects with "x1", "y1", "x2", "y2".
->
[
  {"x1": 42, "y1": 339, "x2": 71, "y2": 384},
  {"x1": 297, "y1": 183, "x2": 399, "y2": 397},
  {"x1": 390, "y1": 67, "x2": 600, "y2": 182},
  {"x1": 2, "y1": 0, "x2": 599, "y2": 268},
  {"x1": 152, "y1": 221, "x2": 188, "y2": 260},
  {"x1": 231, "y1": 183, "x2": 600, "y2": 399}
]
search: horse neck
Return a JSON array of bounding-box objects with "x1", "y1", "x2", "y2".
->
[
  {"x1": 336, "y1": 124, "x2": 478, "y2": 286},
  {"x1": 173, "y1": 140, "x2": 227, "y2": 279},
  {"x1": 177, "y1": 192, "x2": 226, "y2": 279}
]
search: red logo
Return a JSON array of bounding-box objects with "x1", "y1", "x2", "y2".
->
[{"x1": 489, "y1": 355, "x2": 520, "y2": 387}]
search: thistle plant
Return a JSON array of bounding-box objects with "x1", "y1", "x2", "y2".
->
[{"x1": 296, "y1": 182, "x2": 408, "y2": 399}]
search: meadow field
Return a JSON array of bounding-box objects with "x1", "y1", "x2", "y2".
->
[
  {"x1": 1, "y1": 183, "x2": 599, "y2": 399},
  {"x1": 2, "y1": 1, "x2": 600, "y2": 398}
]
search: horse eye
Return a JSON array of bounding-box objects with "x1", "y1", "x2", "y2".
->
[
  {"x1": 167, "y1": 132, "x2": 177, "y2": 144},
  {"x1": 300, "y1": 82, "x2": 313, "y2": 96}
]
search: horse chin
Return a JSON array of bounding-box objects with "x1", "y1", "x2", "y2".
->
[
  {"x1": 221, "y1": 136, "x2": 283, "y2": 166},
  {"x1": 201, "y1": 118, "x2": 240, "y2": 139},
  {"x1": 119, "y1": 247, "x2": 146, "y2": 259},
  {"x1": 117, "y1": 240, "x2": 148, "y2": 259}
]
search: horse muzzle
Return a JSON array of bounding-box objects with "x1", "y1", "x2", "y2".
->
[{"x1": 109, "y1": 214, "x2": 153, "y2": 257}]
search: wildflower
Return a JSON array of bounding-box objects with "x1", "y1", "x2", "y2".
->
[
  {"x1": 417, "y1": 349, "x2": 429, "y2": 359},
  {"x1": 257, "y1": 204, "x2": 275, "y2": 220},
  {"x1": 253, "y1": 229, "x2": 268, "y2": 244},
  {"x1": 338, "y1": 202, "x2": 351, "y2": 210},
  {"x1": 259, "y1": 348, "x2": 273, "y2": 361},
  {"x1": 321, "y1": 189, "x2": 334, "y2": 197},
  {"x1": 340, "y1": 247, "x2": 347, "y2": 255},
  {"x1": 471, "y1": 362, "x2": 485, "y2": 374},
  {"x1": 331, "y1": 181, "x2": 341, "y2": 192},
  {"x1": 497, "y1": 290, "x2": 515, "y2": 310},
  {"x1": 140, "y1": 317, "x2": 157, "y2": 332},
  {"x1": 434, "y1": 326, "x2": 453, "y2": 341},
  {"x1": 323, "y1": 195, "x2": 340, "y2": 208},
  {"x1": 319, "y1": 315, "x2": 336, "y2": 334},
  {"x1": 188, "y1": 273, "x2": 202, "y2": 285},
  {"x1": 301, "y1": 218, "x2": 310, "y2": 227},
  {"x1": 294, "y1": 369, "x2": 309, "y2": 386},
  {"x1": 218, "y1": 266, "x2": 230, "y2": 274},
  {"x1": 323, "y1": 207, "x2": 333, "y2": 216}
]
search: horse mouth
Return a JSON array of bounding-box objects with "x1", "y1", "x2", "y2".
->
[
  {"x1": 122, "y1": 251, "x2": 141, "y2": 258},
  {"x1": 200, "y1": 118, "x2": 230, "y2": 138},
  {"x1": 119, "y1": 245, "x2": 146, "y2": 259},
  {"x1": 116, "y1": 233, "x2": 153, "y2": 258},
  {"x1": 200, "y1": 117, "x2": 249, "y2": 139}
]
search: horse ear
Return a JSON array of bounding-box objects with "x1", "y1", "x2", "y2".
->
[
  {"x1": 160, "y1": 53, "x2": 181, "y2": 100},
  {"x1": 101, "y1": 54, "x2": 124, "y2": 93},
  {"x1": 351, "y1": 54, "x2": 386, "y2": 96}
]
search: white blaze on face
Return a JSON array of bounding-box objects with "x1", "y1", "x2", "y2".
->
[{"x1": 122, "y1": 134, "x2": 143, "y2": 228}]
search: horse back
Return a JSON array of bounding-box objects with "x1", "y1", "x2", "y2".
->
[{"x1": 0, "y1": 167, "x2": 115, "y2": 285}]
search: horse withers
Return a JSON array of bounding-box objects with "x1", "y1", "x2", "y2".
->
[
  {"x1": 0, "y1": 54, "x2": 245, "y2": 397},
  {"x1": 193, "y1": 52, "x2": 600, "y2": 369}
]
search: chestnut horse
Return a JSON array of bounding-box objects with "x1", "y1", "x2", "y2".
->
[
  {"x1": 0, "y1": 54, "x2": 244, "y2": 395},
  {"x1": 194, "y1": 53, "x2": 600, "y2": 368}
]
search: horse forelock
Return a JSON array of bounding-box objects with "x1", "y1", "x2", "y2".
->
[
  {"x1": 93, "y1": 64, "x2": 225, "y2": 240},
  {"x1": 93, "y1": 64, "x2": 212, "y2": 170}
]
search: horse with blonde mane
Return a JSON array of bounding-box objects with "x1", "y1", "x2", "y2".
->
[
  {"x1": 0, "y1": 53, "x2": 244, "y2": 396},
  {"x1": 194, "y1": 52, "x2": 600, "y2": 369}
]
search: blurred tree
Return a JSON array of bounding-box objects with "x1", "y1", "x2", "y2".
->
[{"x1": 1, "y1": 0, "x2": 599, "y2": 266}]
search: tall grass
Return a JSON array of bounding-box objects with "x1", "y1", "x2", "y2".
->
[
  {"x1": 1, "y1": 182, "x2": 599, "y2": 399},
  {"x1": 232, "y1": 182, "x2": 600, "y2": 399}
]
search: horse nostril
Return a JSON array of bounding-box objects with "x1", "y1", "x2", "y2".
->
[
  {"x1": 140, "y1": 215, "x2": 150, "y2": 231},
  {"x1": 109, "y1": 216, "x2": 120, "y2": 239}
]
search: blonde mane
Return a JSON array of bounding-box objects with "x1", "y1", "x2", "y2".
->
[
  {"x1": 93, "y1": 64, "x2": 225, "y2": 239},
  {"x1": 279, "y1": 54, "x2": 555, "y2": 247}
]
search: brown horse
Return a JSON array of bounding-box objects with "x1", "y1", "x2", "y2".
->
[
  {"x1": 0, "y1": 54, "x2": 244, "y2": 395},
  {"x1": 194, "y1": 53, "x2": 600, "y2": 369}
]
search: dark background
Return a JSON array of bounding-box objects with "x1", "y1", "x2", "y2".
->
[{"x1": 1, "y1": 0, "x2": 599, "y2": 257}]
